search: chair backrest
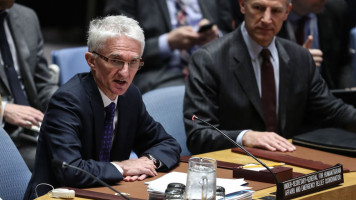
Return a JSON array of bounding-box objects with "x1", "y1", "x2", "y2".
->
[
  {"x1": 51, "y1": 46, "x2": 89, "y2": 85},
  {"x1": 350, "y1": 27, "x2": 356, "y2": 80},
  {"x1": 142, "y1": 85, "x2": 191, "y2": 156},
  {"x1": 0, "y1": 128, "x2": 32, "y2": 200}
]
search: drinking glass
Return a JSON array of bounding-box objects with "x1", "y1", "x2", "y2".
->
[{"x1": 184, "y1": 157, "x2": 217, "y2": 200}]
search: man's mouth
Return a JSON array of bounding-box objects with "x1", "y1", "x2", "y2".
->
[
  {"x1": 258, "y1": 26, "x2": 273, "y2": 31},
  {"x1": 115, "y1": 80, "x2": 126, "y2": 84}
]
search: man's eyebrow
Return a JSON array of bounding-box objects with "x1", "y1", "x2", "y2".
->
[
  {"x1": 109, "y1": 53, "x2": 123, "y2": 58},
  {"x1": 250, "y1": 2, "x2": 264, "y2": 6},
  {"x1": 109, "y1": 54, "x2": 140, "y2": 60}
]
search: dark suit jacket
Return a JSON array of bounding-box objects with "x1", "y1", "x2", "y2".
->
[
  {"x1": 346, "y1": 0, "x2": 356, "y2": 28},
  {"x1": 104, "y1": 0, "x2": 232, "y2": 93},
  {"x1": 183, "y1": 27, "x2": 356, "y2": 154},
  {"x1": 278, "y1": 0, "x2": 351, "y2": 89},
  {"x1": 0, "y1": 4, "x2": 57, "y2": 111},
  {"x1": 24, "y1": 73, "x2": 181, "y2": 199}
]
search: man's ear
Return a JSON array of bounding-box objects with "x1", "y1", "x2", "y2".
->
[
  {"x1": 283, "y1": 3, "x2": 292, "y2": 21},
  {"x1": 85, "y1": 52, "x2": 95, "y2": 71},
  {"x1": 239, "y1": 0, "x2": 246, "y2": 15}
]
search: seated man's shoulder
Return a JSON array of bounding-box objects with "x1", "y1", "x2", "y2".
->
[
  {"x1": 324, "y1": 0, "x2": 347, "y2": 13},
  {"x1": 124, "y1": 84, "x2": 141, "y2": 98},
  {"x1": 11, "y1": 3, "x2": 37, "y2": 18},
  {"x1": 116, "y1": 84, "x2": 143, "y2": 106},
  {"x1": 197, "y1": 30, "x2": 238, "y2": 56},
  {"x1": 277, "y1": 37, "x2": 309, "y2": 53}
]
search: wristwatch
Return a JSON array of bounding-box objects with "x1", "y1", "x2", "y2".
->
[{"x1": 143, "y1": 153, "x2": 162, "y2": 169}]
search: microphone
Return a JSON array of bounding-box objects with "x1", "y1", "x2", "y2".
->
[
  {"x1": 53, "y1": 160, "x2": 130, "y2": 200},
  {"x1": 191, "y1": 115, "x2": 281, "y2": 195}
]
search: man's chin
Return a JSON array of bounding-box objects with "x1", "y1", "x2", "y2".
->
[
  {"x1": 113, "y1": 86, "x2": 129, "y2": 96},
  {"x1": 255, "y1": 37, "x2": 274, "y2": 47},
  {"x1": 251, "y1": 31, "x2": 275, "y2": 46}
]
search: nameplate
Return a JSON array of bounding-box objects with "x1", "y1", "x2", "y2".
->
[
  {"x1": 276, "y1": 164, "x2": 344, "y2": 199},
  {"x1": 233, "y1": 166, "x2": 293, "y2": 183}
]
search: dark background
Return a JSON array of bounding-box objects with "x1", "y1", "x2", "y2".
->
[
  {"x1": 15, "y1": 0, "x2": 106, "y2": 63},
  {"x1": 14, "y1": 0, "x2": 356, "y2": 64},
  {"x1": 16, "y1": 0, "x2": 106, "y2": 44}
]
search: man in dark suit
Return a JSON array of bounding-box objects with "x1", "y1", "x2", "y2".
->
[
  {"x1": 24, "y1": 15, "x2": 181, "y2": 199},
  {"x1": 183, "y1": 0, "x2": 356, "y2": 154},
  {"x1": 278, "y1": 0, "x2": 352, "y2": 89},
  {"x1": 346, "y1": 0, "x2": 356, "y2": 28},
  {"x1": 0, "y1": 1, "x2": 58, "y2": 171},
  {"x1": 104, "y1": 0, "x2": 232, "y2": 93}
]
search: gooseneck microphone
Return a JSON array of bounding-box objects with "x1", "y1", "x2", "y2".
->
[
  {"x1": 192, "y1": 115, "x2": 280, "y2": 194},
  {"x1": 53, "y1": 160, "x2": 130, "y2": 200}
]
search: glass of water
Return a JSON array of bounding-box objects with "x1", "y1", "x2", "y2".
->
[{"x1": 184, "y1": 157, "x2": 217, "y2": 200}]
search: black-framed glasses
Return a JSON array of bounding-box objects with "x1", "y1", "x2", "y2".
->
[{"x1": 91, "y1": 51, "x2": 144, "y2": 70}]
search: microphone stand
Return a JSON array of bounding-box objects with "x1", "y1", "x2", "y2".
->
[
  {"x1": 60, "y1": 161, "x2": 130, "y2": 200},
  {"x1": 192, "y1": 115, "x2": 282, "y2": 199}
]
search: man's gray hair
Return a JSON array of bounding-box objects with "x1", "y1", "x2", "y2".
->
[{"x1": 87, "y1": 15, "x2": 145, "y2": 56}]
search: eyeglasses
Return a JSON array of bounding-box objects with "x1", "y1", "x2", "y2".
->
[{"x1": 91, "y1": 51, "x2": 144, "y2": 70}]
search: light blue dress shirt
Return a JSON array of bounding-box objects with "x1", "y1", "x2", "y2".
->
[{"x1": 158, "y1": 0, "x2": 202, "y2": 70}]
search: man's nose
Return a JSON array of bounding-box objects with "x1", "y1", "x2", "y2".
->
[
  {"x1": 261, "y1": 9, "x2": 272, "y2": 23},
  {"x1": 119, "y1": 62, "x2": 130, "y2": 75}
]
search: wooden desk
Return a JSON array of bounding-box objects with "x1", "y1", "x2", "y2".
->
[
  {"x1": 36, "y1": 149, "x2": 356, "y2": 200},
  {"x1": 197, "y1": 149, "x2": 356, "y2": 200}
]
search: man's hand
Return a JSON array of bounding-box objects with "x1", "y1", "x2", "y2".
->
[
  {"x1": 167, "y1": 26, "x2": 200, "y2": 50},
  {"x1": 303, "y1": 35, "x2": 323, "y2": 67},
  {"x1": 167, "y1": 19, "x2": 219, "y2": 50},
  {"x1": 114, "y1": 156, "x2": 158, "y2": 182},
  {"x1": 3, "y1": 103, "x2": 44, "y2": 128},
  {"x1": 242, "y1": 130, "x2": 296, "y2": 152},
  {"x1": 196, "y1": 19, "x2": 219, "y2": 46}
]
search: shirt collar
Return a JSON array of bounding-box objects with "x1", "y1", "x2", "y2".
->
[
  {"x1": 241, "y1": 21, "x2": 277, "y2": 61},
  {"x1": 98, "y1": 88, "x2": 118, "y2": 108}
]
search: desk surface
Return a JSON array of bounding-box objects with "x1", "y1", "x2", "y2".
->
[
  {"x1": 64, "y1": 161, "x2": 273, "y2": 200},
  {"x1": 36, "y1": 148, "x2": 356, "y2": 200},
  {"x1": 198, "y1": 149, "x2": 356, "y2": 200}
]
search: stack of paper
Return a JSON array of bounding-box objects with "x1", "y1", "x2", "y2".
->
[
  {"x1": 145, "y1": 172, "x2": 252, "y2": 200},
  {"x1": 224, "y1": 190, "x2": 255, "y2": 200}
]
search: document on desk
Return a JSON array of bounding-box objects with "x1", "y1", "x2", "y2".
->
[{"x1": 145, "y1": 172, "x2": 251, "y2": 195}]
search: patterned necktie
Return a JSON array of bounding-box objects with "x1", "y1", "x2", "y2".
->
[
  {"x1": 260, "y1": 49, "x2": 277, "y2": 132},
  {"x1": 99, "y1": 102, "x2": 116, "y2": 162},
  {"x1": 0, "y1": 12, "x2": 29, "y2": 105},
  {"x1": 175, "y1": 0, "x2": 188, "y2": 26},
  {"x1": 175, "y1": 0, "x2": 190, "y2": 70}
]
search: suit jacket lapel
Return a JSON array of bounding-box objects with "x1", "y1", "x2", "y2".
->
[
  {"x1": 9, "y1": 10, "x2": 30, "y2": 70},
  {"x1": 83, "y1": 73, "x2": 105, "y2": 159},
  {"x1": 112, "y1": 88, "x2": 135, "y2": 161},
  {"x1": 198, "y1": 0, "x2": 214, "y2": 22},
  {"x1": 113, "y1": 93, "x2": 126, "y2": 152},
  {"x1": 0, "y1": 61, "x2": 9, "y2": 93},
  {"x1": 275, "y1": 38, "x2": 291, "y2": 134},
  {"x1": 7, "y1": 9, "x2": 33, "y2": 99},
  {"x1": 0, "y1": 9, "x2": 27, "y2": 94},
  {"x1": 232, "y1": 29, "x2": 265, "y2": 121},
  {"x1": 158, "y1": 0, "x2": 172, "y2": 30}
]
